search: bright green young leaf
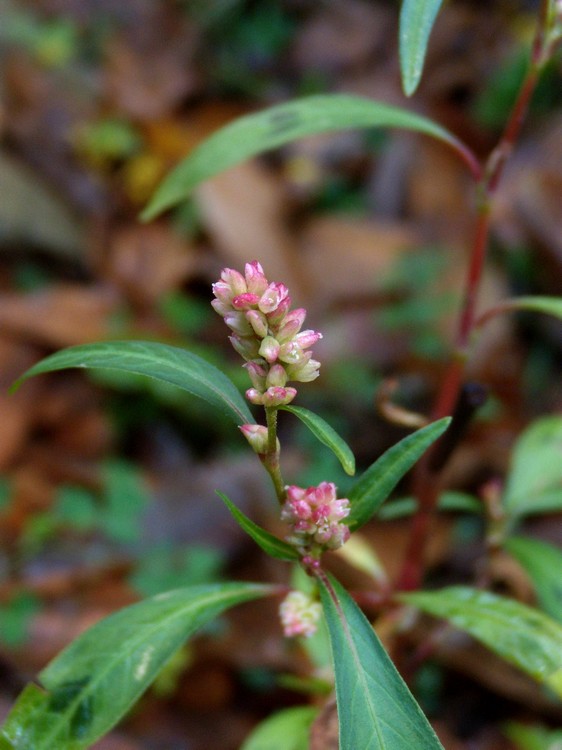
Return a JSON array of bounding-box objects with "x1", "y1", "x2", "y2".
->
[
  {"x1": 504, "y1": 721, "x2": 562, "y2": 750},
  {"x1": 503, "y1": 416, "x2": 562, "y2": 518},
  {"x1": 240, "y1": 706, "x2": 318, "y2": 750},
  {"x1": 319, "y1": 575, "x2": 444, "y2": 750},
  {"x1": 0, "y1": 583, "x2": 273, "y2": 749},
  {"x1": 217, "y1": 491, "x2": 299, "y2": 562},
  {"x1": 281, "y1": 405, "x2": 355, "y2": 476},
  {"x1": 399, "y1": 0, "x2": 444, "y2": 96},
  {"x1": 401, "y1": 586, "x2": 562, "y2": 698},
  {"x1": 347, "y1": 417, "x2": 451, "y2": 531},
  {"x1": 12, "y1": 341, "x2": 254, "y2": 427},
  {"x1": 377, "y1": 491, "x2": 481, "y2": 520},
  {"x1": 142, "y1": 94, "x2": 474, "y2": 219},
  {"x1": 505, "y1": 536, "x2": 562, "y2": 623},
  {"x1": 509, "y1": 296, "x2": 562, "y2": 320}
]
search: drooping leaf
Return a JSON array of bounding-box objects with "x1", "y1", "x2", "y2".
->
[
  {"x1": 399, "y1": 0, "x2": 444, "y2": 96},
  {"x1": 12, "y1": 341, "x2": 254, "y2": 426},
  {"x1": 216, "y1": 491, "x2": 299, "y2": 562},
  {"x1": 401, "y1": 586, "x2": 562, "y2": 698},
  {"x1": 319, "y1": 575, "x2": 444, "y2": 750},
  {"x1": 505, "y1": 536, "x2": 562, "y2": 623},
  {"x1": 503, "y1": 416, "x2": 562, "y2": 517},
  {"x1": 240, "y1": 706, "x2": 318, "y2": 750},
  {"x1": 281, "y1": 405, "x2": 355, "y2": 476},
  {"x1": 142, "y1": 95, "x2": 474, "y2": 219},
  {"x1": 0, "y1": 583, "x2": 273, "y2": 749},
  {"x1": 347, "y1": 418, "x2": 451, "y2": 531}
]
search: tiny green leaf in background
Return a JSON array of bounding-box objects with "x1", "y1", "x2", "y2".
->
[
  {"x1": 347, "y1": 417, "x2": 451, "y2": 531},
  {"x1": 502, "y1": 416, "x2": 562, "y2": 518},
  {"x1": 12, "y1": 341, "x2": 254, "y2": 427},
  {"x1": 477, "y1": 295, "x2": 562, "y2": 329},
  {"x1": 281, "y1": 405, "x2": 355, "y2": 476},
  {"x1": 319, "y1": 575, "x2": 444, "y2": 750},
  {"x1": 504, "y1": 721, "x2": 562, "y2": 750},
  {"x1": 401, "y1": 586, "x2": 562, "y2": 699},
  {"x1": 399, "y1": 0, "x2": 444, "y2": 96},
  {"x1": 505, "y1": 536, "x2": 562, "y2": 623},
  {"x1": 142, "y1": 94, "x2": 478, "y2": 219},
  {"x1": 216, "y1": 491, "x2": 299, "y2": 562},
  {"x1": 0, "y1": 583, "x2": 273, "y2": 750},
  {"x1": 240, "y1": 706, "x2": 318, "y2": 750}
]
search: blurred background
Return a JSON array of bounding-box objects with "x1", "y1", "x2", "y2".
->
[{"x1": 0, "y1": 1, "x2": 561, "y2": 748}]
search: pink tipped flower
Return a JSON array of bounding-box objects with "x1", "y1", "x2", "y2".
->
[
  {"x1": 258, "y1": 336, "x2": 280, "y2": 364},
  {"x1": 239, "y1": 424, "x2": 276, "y2": 454},
  {"x1": 262, "y1": 386, "x2": 297, "y2": 407},
  {"x1": 258, "y1": 283, "x2": 289, "y2": 314},
  {"x1": 244, "y1": 260, "x2": 268, "y2": 295},
  {"x1": 279, "y1": 591, "x2": 322, "y2": 638},
  {"x1": 282, "y1": 482, "x2": 350, "y2": 553}
]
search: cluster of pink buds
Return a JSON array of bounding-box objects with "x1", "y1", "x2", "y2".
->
[
  {"x1": 281, "y1": 481, "x2": 351, "y2": 553},
  {"x1": 212, "y1": 261, "x2": 322, "y2": 407},
  {"x1": 279, "y1": 590, "x2": 322, "y2": 638}
]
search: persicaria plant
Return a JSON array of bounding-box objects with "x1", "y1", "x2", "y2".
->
[{"x1": 2, "y1": 2, "x2": 562, "y2": 749}]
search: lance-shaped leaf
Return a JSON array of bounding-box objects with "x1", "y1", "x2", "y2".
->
[
  {"x1": 240, "y1": 706, "x2": 318, "y2": 750},
  {"x1": 12, "y1": 341, "x2": 254, "y2": 427},
  {"x1": 399, "y1": 0, "x2": 444, "y2": 96},
  {"x1": 347, "y1": 417, "x2": 451, "y2": 531},
  {"x1": 142, "y1": 94, "x2": 477, "y2": 219},
  {"x1": 217, "y1": 491, "x2": 299, "y2": 562},
  {"x1": 0, "y1": 583, "x2": 274, "y2": 749},
  {"x1": 319, "y1": 575, "x2": 444, "y2": 750},
  {"x1": 401, "y1": 586, "x2": 562, "y2": 699},
  {"x1": 377, "y1": 491, "x2": 481, "y2": 521},
  {"x1": 281, "y1": 405, "x2": 355, "y2": 476},
  {"x1": 505, "y1": 536, "x2": 562, "y2": 623},
  {"x1": 503, "y1": 416, "x2": 562, "y2": 518}
]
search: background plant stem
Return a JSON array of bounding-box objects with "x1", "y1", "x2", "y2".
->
[{"x1": 397, "y1": 0, "x2": 556, "y2": 591}]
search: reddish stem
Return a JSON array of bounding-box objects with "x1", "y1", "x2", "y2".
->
[{"x1": 396, "y1": 4, "x2": 554, "y2": 592}]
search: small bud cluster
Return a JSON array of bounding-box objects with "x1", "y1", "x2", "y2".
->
[
  {"x1": 279, "y1": 590, "x2": 322, "y2": 638},
  {"x1": 281, "y1": 481, "x2": 351, "y2": 554},
  {"x1": 212, "y1": 261, "x2": 322, "y2": 407}
]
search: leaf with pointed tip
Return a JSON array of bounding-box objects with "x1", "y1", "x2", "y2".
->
[
  {"x1": 0, "y1": 583, "x2": 274, "y2": 749},
  {"x1": 505, "y1": 536, "x2": 562, "y2": 623},
  {"x1": 347, "y1": 418, "x2": 451, "y2": 531},
  {"x1": 503, "y1": 416, "x2": 562, "y2": 517},
  {"x1": 399, "y1": 0, "x2": 444, "y2": 96},
  {"x1": 401, "y1": 586, "x2": 562, "y2": 698},
  {"x1": 281, "y1": 405, "x2": 355, "y2": 476},
  {"x1": 12, "y1": 341, "x2": 254, "y2": 427},
  {"x1": 319, "y1": 575, "x2": 444, "y2": 750},
  {"x1": 217, "y1": 491, "x2": 299, "y2": 562},
  {"x1": 142, "y1": 94, "x2": 474, "y2": 219}
]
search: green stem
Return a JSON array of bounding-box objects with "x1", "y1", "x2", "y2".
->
[
  {"x1": 397, "y1": 0, "x2": 554, "y2": 592},
  {"x1": 263, "y1": 406, "x2": 286, "y2": 503}
]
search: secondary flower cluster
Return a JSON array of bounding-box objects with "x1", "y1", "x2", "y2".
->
[
  {"x1": 212, "y1": 261, "x2": 322, "y2": 407},
  {"x1": 279, "y1": 590, "x2": 322, "y2": 638},
  {"x1": 281, "y1": 481, "x2": 351, "y2": 553}
]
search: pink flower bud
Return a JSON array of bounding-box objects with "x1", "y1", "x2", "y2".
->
[
  {"x1": 259, "y1": 283, "x2": 289, "y2": 315},
  {"x1": 266, "y1": 364, "x2": 287, "y2": 388},
  {"x1": 278, "y1": 341, "x2": 303, "y2": 365},
  {"x1": 265, "y1": 294, "x2": 292, "y2": 325},
  {"x1": 259, "y1": 336, "x2": 280, "y2": 363},
  {"x1": 224, "y1": 311, "x2": 253, "y2": 336},
  {"x1": 262, "y1": 386, "x2": 297, "y2": 407},
  {"x1": 211, "y1": 298, "x2": 231, "y2": 317},
  {"x1": 232, "y1": 293, "x2": 261, "y2": 310},
  {"x1": 244, "y1": 261, "x2": 268, "y2": 295},
  {"x1": 246, "y1": 388, "x2": 265, "y2": 405},
  {"x1": 244, "y1": 361, "x2": 267, "y2": 391},
  {"x1": 239, "y1": 424, "x2": 269, "y2": 454},
  {"x1": 245, "y1": 310, "x2": 269, "y2": 338},
  {"x1": 286, "y1": 357, "x2": 321, "y2": 383},
  {"x1": 220, "y1": 268, "x2": 247, "y2": 296},
  {"x1": 276, "y1": 308, "x2": 306, "y2": 342},
  {"x1": 279, "y1": 591, "x2": 322, "y2": 638},
  {"x1": 212, "y1": 281, "x2": 234, "y2": 305},
  {"x1": 230, "y1": 335, "x2": 260, "y2": 361},
  {"x1": 295, "y1": 330, "x2": 323, "y2": 349}
]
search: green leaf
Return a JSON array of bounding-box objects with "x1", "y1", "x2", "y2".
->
[
  {"x1": 13, "y1": 341, "x2": 254, "y2": 427},
  {"x1": 377, "y1": 491, "x2": 481, "y2": 521},
  {"x1": 217, "y1": 491, "x2": 299, "y2": 562},
  {"x1": 503, "y1": 416, "x2": 562, "y2": 517},
  {"x1": 500, "y1": 295, "x2": 562, "y2": 321},
  {"x1": 281, "y1": 405, "x2": 355, "y2": 476},
  {"x1": 399, "y1": 0, "x2": 444, "y2": 96},
  {"x1": 347, "y1": 418, "x2": 451, "y2": 531},
  {"x1": 401, "y1": 586, "x2": 562, "y2": 698},
  {"x1": 240, "y1": 706, "x2": 318, "y2": 750},
  {"x1": 142, "y1": 94, "x2": 472, "y2": 219},
  {"x1": 319, "y1": 575, "x2": 444, "y2": 750},
  {"x1": 0, "y1": 583, "x2": 273, "y2": 749},
  {"x1": 505, "y1": 536, "x2": 562, "y2": 623},
  {"x1": 504, "y1": 721, "x2": 562, "y2": 750}
]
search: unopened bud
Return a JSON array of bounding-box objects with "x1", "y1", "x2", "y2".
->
[
  {"x1": 259, "y1": 336, "x2": 280, "y2": 364},
  {"x1": 279, "y1": 591, "x2": 322, "y2": 638},
  {"x1": 239, "y1": 424, "x2": 270, "y2": 454}
]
